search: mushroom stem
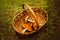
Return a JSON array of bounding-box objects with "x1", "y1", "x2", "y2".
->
[
  {"x1": 27, "y1": 19, "x2": 35, "y2": 23},
  {"x1": 22, "y1": 29, "x2": 27, "y2": 33},
  {"x1": 25, "y1": 15, "x2": 35, "y2": 23}
]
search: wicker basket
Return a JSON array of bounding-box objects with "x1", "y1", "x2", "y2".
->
[{"x1": 13, "y1": 3, "x2": 48, "y2": 35}]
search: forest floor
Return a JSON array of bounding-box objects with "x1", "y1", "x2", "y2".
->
[{"x1": 0, "y1": 0, "x2": 60, "y2": 40}]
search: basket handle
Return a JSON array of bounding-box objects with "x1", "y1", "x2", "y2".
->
[{"x1": 22, "y1": 3, "x2": 40, "y2": 26}]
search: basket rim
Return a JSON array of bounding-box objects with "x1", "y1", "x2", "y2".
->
[{"x1": 12, "y1": 7, "x2": 48, "y2": 35}]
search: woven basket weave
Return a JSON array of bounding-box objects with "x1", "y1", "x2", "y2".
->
[{"x1": 13, "y1": 3, "x2": 48, "y2": 35}]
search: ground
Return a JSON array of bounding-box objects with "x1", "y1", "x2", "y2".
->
[{"x1": 0, "y1": 0, "x2": 60, "y2": 40}]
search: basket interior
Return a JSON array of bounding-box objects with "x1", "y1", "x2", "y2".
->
[{"x1": 13, "y1": 7, "x2": 48, "y2": 34}]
